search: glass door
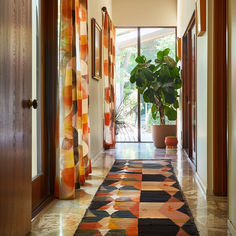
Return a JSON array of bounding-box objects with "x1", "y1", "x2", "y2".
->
[
  {"x1": 140, "y1": 28, "x2": 176, "y2": 141},
  {"x1": 115, "y1": 28, "x2": 138, "y2": 142},
  {"x1": 115, "y1": 27, "x2": 176, "y2": 142}
]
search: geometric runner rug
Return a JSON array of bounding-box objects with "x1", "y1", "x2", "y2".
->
[{"x1": 74, "y1": 160, "x2": 199, "y2": 236}]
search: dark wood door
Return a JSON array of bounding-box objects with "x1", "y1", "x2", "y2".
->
[
  {"x1": 191, "y1": 24, "x2": 197, "y2": 165},
  {"x1": 182, "y1": 14, "x2": 197, "y2": 165},
  {"x1": 0, "y1": 1, "x2": 32, "y2": 235}
]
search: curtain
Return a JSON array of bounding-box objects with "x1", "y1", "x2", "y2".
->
[
  {"x1": 55, "y1": 0, "x2": 91, "y2": 200},
  {"x1": 103, "y1": 11, "x2": 116, "y2": 149}
]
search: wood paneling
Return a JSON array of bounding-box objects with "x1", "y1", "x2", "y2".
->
[
  {"x1": 0, "y1": 0, "x2": 32, "y2": 235},
  {"x1": 213, "y1": 0, "x2": 227, "y2": 196}
]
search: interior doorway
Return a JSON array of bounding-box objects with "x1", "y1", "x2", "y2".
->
[
  {"x1": 115, "y1": 27, "x2": 176, "y2": 142},
  {"x1": 182, "y1": 14, "x2": 197, "y2": 166}
]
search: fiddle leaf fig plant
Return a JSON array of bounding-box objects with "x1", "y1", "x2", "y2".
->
[{"x1": 130, "y1": 48, "x2": 182, "y2": 125}]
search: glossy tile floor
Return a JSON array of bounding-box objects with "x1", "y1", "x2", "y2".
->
[{"x1": 31, "y1": 143, "x2": 228, "y2": 235}]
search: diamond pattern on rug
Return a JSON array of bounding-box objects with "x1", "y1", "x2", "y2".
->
[{"x1": 74, "y1": 160, "x2": 199, "y2": 236}]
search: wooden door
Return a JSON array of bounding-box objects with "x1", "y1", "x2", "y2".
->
[
  {"x1": 0, "y1": 1, "x2": 32, "y2": 235},
  {"x1": 191, "y1": 24, "x2": 197, "y2": 165},
  {"x1": 182, "y1": 14, "x2": 197, "y2": 165}
]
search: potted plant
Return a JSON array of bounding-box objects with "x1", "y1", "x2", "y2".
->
[{"x1": 129, "y1": 48, "x2": 182, "y2": 148}]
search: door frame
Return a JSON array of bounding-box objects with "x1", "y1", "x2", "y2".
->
[
  {"x1": 182, "y1": 12, "x2": 197, "y2": 166},
  {"x1": 32, "y1": 0, "x2": 58, "y2": 219}
]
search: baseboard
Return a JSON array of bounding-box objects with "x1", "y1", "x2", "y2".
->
[
  {"x1": 91, "y1": 149, "x2": 104, "y2": 165},
  {"x1": 228, "y1": 219, "x2": 236, "y2": 236},
  {"x1": 194, "y1": 171, "x2": 207, "y2": 198}
]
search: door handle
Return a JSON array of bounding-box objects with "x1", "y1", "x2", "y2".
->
[{"x1": 27, "y1": 99, "x2": 38, "y2": 109}]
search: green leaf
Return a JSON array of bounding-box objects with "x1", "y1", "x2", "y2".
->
[
  {"x1": 164, "y1": 106, "x2": 177, "y2": 121},
  {"x1": 151, "y1": 104, "x2": 158, "y2": 120},
  {"x1": 153, "y1": 64, "x2": 161, "y2": 72},
  {"x1": 138, "y1": 81, "x2": 148, "y2": 94},
  {"x1": 159, "y1": 65, "x2": 171, "y2": 81},
  {"x1": 130, "y1": 65, "x2": 139, "y2": 76},
  {"x1": 173, "y1": 100, "x2": 179, "y2": 109},
  {"x1": 174, "y1": 78, "x2": 182, "y2": 89},
  {"x1": 163, "y1": 89, "x2": 176, "y2": 104},
  {"x1": 143, "y1": 88, "x2": 155, "y2": 103},
  {"x1": 135, "y1": 56, "x2": 146, "y2": 64},
  {"x1": 149, "y1": 64, "x2": 156, "y2": 72},
  {"x1": 170, "y1": 67, "x2": 180, "y2": 78},
  {"x1": 143, "y1": 90, "x2": 150, "y2": 103},
  {"x1": 157, "y1": 51, "x2": 164, "y2": 60},
  {"x1": 164, "y1": 55, "x2": 176, "y2": 69},
  {"x1": 143, "y1": 69, "x2": 154, "y2": 81},
  {"x1": 130, "y1": 74, "x2": 136, "y2": 83},
  {"x1": 163, "y1": 48, "x2": 170, "y2": 56},
  {"x1": 176, "y1": 55, "x2": 180, "y2": 63}
]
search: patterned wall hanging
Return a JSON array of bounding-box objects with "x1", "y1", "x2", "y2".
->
[
  {"x1": 103, "y1": 9, "x2": 116, "y2": 149},
  {"x1": 55, "y1": 0, "x2": 91, "y2": 200}
]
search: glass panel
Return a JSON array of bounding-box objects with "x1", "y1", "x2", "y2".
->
[
  {"x1": 32, "y1": 0, "x2": 42, "y2": 179},
  {"x1": 115, "y1": 28, "x2": 138, "y2": 142},
  {"x1": 140, "y1": 28, "x2": 176, "y2": 141}
]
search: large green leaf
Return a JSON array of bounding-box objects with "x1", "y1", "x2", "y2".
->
[
  {"x1": 143, "y1": 88, "x2": 155, "y2": 103},
  {"x1": 173, "y1": 100, "x2": 179, "y2": 109},
  {"x1": 164, "y1": 55, "x2": 176, "y2": 69},
  {"x1": 163, "y1": 48, "x2": 170, "y2": 56},
  {"x1": 149, "y1": 64, "x2": 156, "y2": 72},
  {"x1": 157, "y1": 51, "x2": 164, "y2": 60},
  {"x1": 174, "y1": 78, "x2": 182, "y2": 89},
  {"x1": 143, "y1": 69, "x2": 154, "y2": 81},
  {"x1": 164, "y1": 106, "x2": 177, "y2": 121},
  {"x1": 135, "y1": 56, "x2": 146, "y2": 64},
  {"x1": 130, "y1": 65, "x2": 139, "y2": 76},
  {"x1": 130, "y1": 74, "x2": 136, "y2": 83},
  {"x1": 170, "y1": 67, "x2": 180, "y2": 78},
  {"x1": 163, "y1": 89, "x2": 176, "y2": 104},
  {"x1": 159, "y1": 65, "x2": 171, "y2": 81}
]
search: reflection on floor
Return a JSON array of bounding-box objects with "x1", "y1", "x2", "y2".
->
[{"x1": 31, "y1": 143, "x2": 228, "y2": 235}]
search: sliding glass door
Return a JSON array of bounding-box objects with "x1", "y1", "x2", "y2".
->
[{"x1": 115, "y1": 27, "x2": 176, "y2": 142}]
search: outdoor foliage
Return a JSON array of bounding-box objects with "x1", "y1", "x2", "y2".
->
[{"x1": 129, "y1": 48, "x2": 182, "y2": 125}]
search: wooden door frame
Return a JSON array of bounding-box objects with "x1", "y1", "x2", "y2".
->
[
  {"x1": 212, "y1": 0, "x2": 227, "y2": 196},
  {"x1": 32, "y1": 0, "x2": 58, "y2": 218},
  {"x1": 182, "y1": 12, "x2": 196, "y2": 164}
]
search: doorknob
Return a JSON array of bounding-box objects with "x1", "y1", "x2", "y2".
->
[{"x1": 27, "y1": 99, "x2": 38, "y2": 109}]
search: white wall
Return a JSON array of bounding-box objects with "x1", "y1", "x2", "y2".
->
[
  {"x1": 88, "y1": 0, "x2": 112, "y2": 159},
  {"x1": 177, "y1": 0, "x2": 214, "y2": 193},
  {"x1": 228, "y1": 0, "x2": 236, "y2": 234},
  {"x1": 112, "y1": 0, "x2": 177, "y2": 26},
  {"x1": 177, "y1": 0, "x2": 195, "y2": 37}
]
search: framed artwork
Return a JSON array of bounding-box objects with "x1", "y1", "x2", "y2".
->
[
  {"x1": 196, "y1": 0, "x2": 206, "y2": 36},
  {"x1": 91, "y1": 18, "x2": 102, "y2": 80}
]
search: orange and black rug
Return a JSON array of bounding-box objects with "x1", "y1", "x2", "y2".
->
[{"x1": 74, "y1": 160, "x2": 199, "y2": 236}]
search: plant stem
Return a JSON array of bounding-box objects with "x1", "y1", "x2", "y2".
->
[{"x1": 159, "y1": 106, "x2": 165, "y2": 125}]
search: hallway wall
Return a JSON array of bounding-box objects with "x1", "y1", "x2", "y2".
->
[
  {"x1": 177, "y1": 0, "x2": 214, "y2": 194},
  {"x1": 88, "y1": 0, "x2": 112, "y2": 159},
  {"x1": 228, "y1": 0, "x2": 236, "y2": 233},
  {"x1": 112, "y1": 0, "x2": 177, "y2": 26}
]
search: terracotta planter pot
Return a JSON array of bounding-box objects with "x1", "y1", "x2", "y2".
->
[{"x1": 151, "y1": 125, "x2": 177, "y2": 148}]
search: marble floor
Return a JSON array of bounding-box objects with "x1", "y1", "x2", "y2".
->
[{"x1": 31, "y1": 143, "x2": 228, "y2": 235}]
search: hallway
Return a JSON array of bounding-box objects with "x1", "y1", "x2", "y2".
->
[{"x1": 31, "y1": 144, "x2": 228, "y2": 235}]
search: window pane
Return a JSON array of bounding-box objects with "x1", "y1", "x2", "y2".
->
[
  {"x1": 115, "y1": 28, "x2": 138, "y2": 142},
  {"x1": 140, "y1": 28, "x2": 176, "y2": 141}
]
